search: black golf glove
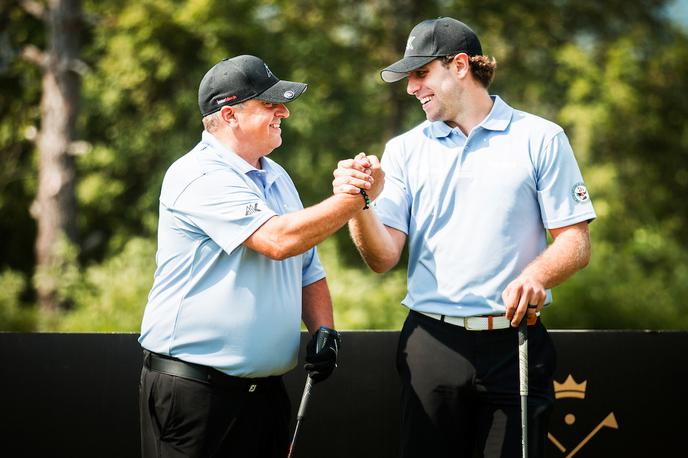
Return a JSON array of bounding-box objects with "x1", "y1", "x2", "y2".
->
[{"x1": 304, "y1": 326, "x2": 341, "y2": 384}]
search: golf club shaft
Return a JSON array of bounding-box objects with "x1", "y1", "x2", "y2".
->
[
  {"x1": 518, "y1": 317, "x2": 529, "y2": 458},
  {"x1": 287, "y1": 375, "x2": 314, "y2": 458}
]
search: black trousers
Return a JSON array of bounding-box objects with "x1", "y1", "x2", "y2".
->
[
  {"x1": 139, "y1": 353, "x2": 290, "y2": 458},
  {"x1": 397, "y1": 311, "x2": 556, "y2": 458}
]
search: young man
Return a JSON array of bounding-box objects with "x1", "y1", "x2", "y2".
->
[
  {"x1": 138, "y1": 55, "x2": 380, "y2": 458},
  {"x1": 334, "y1": 17, "x2": 595, "y2": 457}
]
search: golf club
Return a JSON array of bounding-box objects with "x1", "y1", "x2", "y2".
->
[
  {"x1": 287, "y1": 374, "x2": 314, "y2": 458},
  {"x1": 287, "y1": 327, "x2": 338, "y2": 458},
  {"x1": 519, "y1": 310, "x2": 530, "y2": 458}
]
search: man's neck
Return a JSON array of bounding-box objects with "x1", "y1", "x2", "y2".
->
[
  {"x1": 208, "y1": 130, "x2": 263, "y2": 169},
  {"x1": 448, "y1": 90, "x2": 493, "y2": 137}
]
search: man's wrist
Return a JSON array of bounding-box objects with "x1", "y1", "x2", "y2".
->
[
  {"x1": 332, "y1": 191, "x2": 369, "y2": 211},
  {"x1": 360, "y1": 189, "x2": 371, "y2": 210},
  {"x1": 313, "y1": 326, "x2": 341, "y2": 352}
]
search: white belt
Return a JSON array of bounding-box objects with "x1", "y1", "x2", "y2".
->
[{"x1": 418, "y1": 311, "x2": 539, "y2": 331}]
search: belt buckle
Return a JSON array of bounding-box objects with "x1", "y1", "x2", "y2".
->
[{"x1": 463, "y1": 317, "x2": 476, "y2": 331}]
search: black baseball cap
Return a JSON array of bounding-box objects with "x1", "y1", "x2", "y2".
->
[
  {"x1": 381, "y1": 17, "x2": 482, "y2": 83},
  {"x1": 198, "y1": 55, "x2": 308, "y2": 116}
]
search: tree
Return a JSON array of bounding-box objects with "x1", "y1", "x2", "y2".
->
[{"x1": 21, "y1": 0, "x2": 85, "y2": 311}]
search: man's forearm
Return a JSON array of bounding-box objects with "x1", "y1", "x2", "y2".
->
[
  {"x1": 502, "y1": 222, "x2": 591, "y2": 323},
  {"x1": 246, "y1": 193, "x2": 364, "y2": 260},
  {"x1": 521, "y1": 222, "x2": 591, "y2": 289},
  {"x1": 302, "y1": 278, "x2": 334, "y2": 334},
  {"x1": 349, "y1": 210, "x2": 404, "y2": 273}
]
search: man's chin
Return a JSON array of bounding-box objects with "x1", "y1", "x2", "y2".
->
[
  {"x1": 264, "y1": 143, "x2": 281, "y2": 156},
  {"x1": 422, "y1": 107, "x2": 439, "y2": 121}
]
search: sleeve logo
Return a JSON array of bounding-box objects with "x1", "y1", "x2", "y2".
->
[{"x1": 571, "y1": 183, "x2": 590, "y2": 203}]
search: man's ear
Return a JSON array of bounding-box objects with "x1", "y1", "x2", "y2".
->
[
  {"x1": 219, "y1": 105, "x2": 238, "y2": 126},
  {"x1": 453, "y1": 53, "x2": 471, "y2": 79}
]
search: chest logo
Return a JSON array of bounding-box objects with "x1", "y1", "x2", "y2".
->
[
  {"x1": 571, "y1": 183, "x2": 590, "y2": 203},
  {"x1": 245, "y1": 202, "x2": 261, "y2": 215}
]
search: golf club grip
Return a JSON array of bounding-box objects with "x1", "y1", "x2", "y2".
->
[
  {"x1": 518, "y1": 318, "x2": 528, "y2": 396},
  {"x1": 296, "y1": 375, "x2": 314, "y2": 420}
]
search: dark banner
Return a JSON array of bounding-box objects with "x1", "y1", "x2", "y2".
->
[{"x1": 0, "y1": 331, "x2": 685, "y2": 457}]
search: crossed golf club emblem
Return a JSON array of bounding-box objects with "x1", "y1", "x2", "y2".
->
[{"x1": 548, "y1": 374, "x2": 619, "y2": 457}]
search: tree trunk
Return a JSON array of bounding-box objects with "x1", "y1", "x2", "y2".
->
[{"x1": 31, "y1": 0, "x2": 81, "y2": 311}]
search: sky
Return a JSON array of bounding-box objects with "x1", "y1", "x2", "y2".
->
[{"x1": 667, "y1": 0, "x2": 688, "y2": 28}]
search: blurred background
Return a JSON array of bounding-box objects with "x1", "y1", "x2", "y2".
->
[{"x1": 1, "y1": 0, "x2": 687, "y2": 332}]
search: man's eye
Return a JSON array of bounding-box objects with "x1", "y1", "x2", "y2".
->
[{"x1": 264, "y1": 102, "x2": 274, "y2": 108}]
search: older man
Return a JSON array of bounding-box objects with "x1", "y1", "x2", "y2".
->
[{"x1": 138, "y1": 55, "x2": 380, "y2": 458}]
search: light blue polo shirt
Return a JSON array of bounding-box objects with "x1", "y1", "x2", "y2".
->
[
  {"x1": 374, "y1": 96, "x2": 596, "y2": 317},
  {"x1": 139, "y1": 131, "x2": 325, "y2": 377}
]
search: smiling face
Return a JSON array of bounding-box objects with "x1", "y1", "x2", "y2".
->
[
  {"x1": 232, "y1": 98, "x2": 290, "y2": 157},
  {"x1": 406, "y1": 58, "x2": 463, "y2": 126}
]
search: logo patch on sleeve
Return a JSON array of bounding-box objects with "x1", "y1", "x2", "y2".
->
[
  {"x1": 571, "y1": 183, "x2": 590, "y2": 203},
  {"x1": 245, "y1": 202, "x2": 262, "y2": 215}
]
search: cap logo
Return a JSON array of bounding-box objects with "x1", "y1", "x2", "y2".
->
[
  {"x1": 406, "y1": 36, "x2": 416, "y2": 50},
  {"x1": 571, "y1": 182, "x2": 590, "y2": 203},
  {"x1": 264, "y1": 63, "x2": 273, "y2": 78},
  {"x1": 215, "y1": 95, "x2": 237, "y2": 105},
  {"x1": 283, "y1": 90, "x2": 295, "y2": 99}
]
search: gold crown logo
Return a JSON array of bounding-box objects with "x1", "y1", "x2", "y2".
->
[{"x1": 554, "y1": 374, "x2": 587, "y2": 399}]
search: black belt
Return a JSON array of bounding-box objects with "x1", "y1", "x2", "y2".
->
[{"x1": 143, "y1": 350, "x2": 278, "y2": 393}]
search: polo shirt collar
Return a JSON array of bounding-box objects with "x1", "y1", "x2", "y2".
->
[
  {"x1": 427, "y1": 120, "x2": 453, "y2": 139},
  {"x1": 480, "y1": 96, "x2": 512, "y2": 132},
  {"x1": 256, "y1": 157, "x2": 280, "y2": 189},
  {"x1": 425, "y1": 95, "x2": 513, "y2": 139},
  {"x1": 201, "y1": 130, "x2": 254, "y2": 172}
]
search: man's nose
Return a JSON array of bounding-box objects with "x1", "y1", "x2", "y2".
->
[
  {"x1": 276, "y1": 103, "x2": 289, "y2": 118},
  {"x1": 407, "y1": 76, "x2": 419, "y2": 96}
]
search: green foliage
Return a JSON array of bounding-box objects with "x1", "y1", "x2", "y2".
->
[
  {"x1": 43, "y1": 237, "x2": 155, "y2": 332},
  {"x1": 0, "y1": 269, "x2": 36, "y2": 331},
  {"x1": 1, "y1": 0, "x2": 687, "y2": 331},
  {"x1": 544, "y1": 18, "x2": 688, "y2": 329},
  {"x1": 32, "y1": 235, "x2": 82, "y2": 308},
  {"x1": 548, "y1": 229, "x2": 688, "y2": 329},
  {"x1": 0, "y1": 1, "x2": 42, "y2": 275}
]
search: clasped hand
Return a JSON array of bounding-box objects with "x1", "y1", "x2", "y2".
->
[{"x1": 332, "y1": 152, "x2": 385, "y2": 202}]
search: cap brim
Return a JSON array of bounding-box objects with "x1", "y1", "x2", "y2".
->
[
  {"x1": 380, "y1": 56, "x2": 436, "y2": 83},
  {"x1": 257, "y1": 80, "x2": 308, "y2": 103}
]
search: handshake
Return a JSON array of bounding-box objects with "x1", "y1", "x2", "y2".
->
[{"x1": 332, "y1": 152, "x2": 385, "y2": 205}]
